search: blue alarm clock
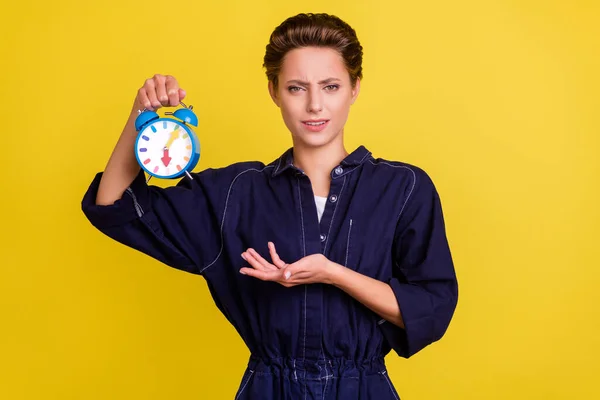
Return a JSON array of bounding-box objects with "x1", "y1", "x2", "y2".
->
[{"x1": 134, "y1": 102, "x2": 200, "y2": 181}]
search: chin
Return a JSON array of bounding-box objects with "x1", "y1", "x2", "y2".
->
[{"x1": 294, "y1": 133, "x2": 338, "y2": 148}]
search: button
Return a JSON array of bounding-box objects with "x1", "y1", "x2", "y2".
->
[
  {"x1": 329, "y1": 195, "x2": 338, "y2": 203},
  {"x1": 320, "y1": 234, "x2": 327, "y2": 242},
  {"x1": 334, "y1": 166, "x2": 344, "y2": 175}
]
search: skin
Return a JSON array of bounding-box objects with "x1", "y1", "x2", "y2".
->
[{"x1": 96, "y1": 47, "x2": 404, "y2": 329}]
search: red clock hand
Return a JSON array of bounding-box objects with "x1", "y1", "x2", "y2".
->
[{"x1": 161, "y1": 148, "x2": 172, "y2": 167}]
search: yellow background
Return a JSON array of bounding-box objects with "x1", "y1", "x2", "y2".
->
[{"x1": 1, "y1": 0, "x2": 599, "y2": 399}]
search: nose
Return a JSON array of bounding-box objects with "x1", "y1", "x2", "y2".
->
[{"x1": 306, "y1": 90, "x2": 323, "y2": 113}]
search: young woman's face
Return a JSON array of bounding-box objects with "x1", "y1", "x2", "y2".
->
[{"x1": 269, "y1": 46, "x2": 360, "y2": 149}]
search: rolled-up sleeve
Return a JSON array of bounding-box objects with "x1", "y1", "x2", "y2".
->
[
  {"x1": 380, "y1": 168, "x2": 458, "y2": 358},
  {"x1": 81, "y1": 168, "x2": 225, "y2": 275}
]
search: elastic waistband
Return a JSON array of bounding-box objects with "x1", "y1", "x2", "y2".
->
[{"x1": 247, "y1": 355, "x2": 387, "y2": 379}]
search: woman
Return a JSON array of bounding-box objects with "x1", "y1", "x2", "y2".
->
[{"x1": 82, "y1": 12, "x2": 458, "y2": 400}]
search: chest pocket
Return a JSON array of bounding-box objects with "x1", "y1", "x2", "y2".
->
[{"x1": 342, "y1": 216, "x2": 394, "y2": 281}]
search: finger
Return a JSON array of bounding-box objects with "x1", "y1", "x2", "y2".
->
[
  {"x1": 137, "y1": 87, "x2": 152, "y2": 111},
  {"x1": 165, "y1": 75, "x2": 180, "y2": 106},
  {"x1": 242, "y1": 250, "x2": 277, "y2": 271},
  {"x1": 268, "y1": 242, "x2": 286, "y2": 269},
  {"x1": 179, "y1": 88, "x2": 186, "y2": 100},
  {"x1": 239, "y1": 267, "x2": 281, "y2": 281},
  {"x1": 144, "y1": 78, "x2": 161, "y2": 110},
  {"x1": 282, "y1": 261, "x2": 306, "y2": 280},
  {"x1": 241, "y1": 251, "x2": 268, "y2": 271},
  {"x1": 153, "y1": 74, "x2": 169, "y2": 106},
  {"x1": 248, "y1": 248, "x2": 277, "y2": 271}
]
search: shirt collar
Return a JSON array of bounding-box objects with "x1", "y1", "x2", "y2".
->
[{"x1": 271, "y1": 145, "x2": 372, "y2": 177}]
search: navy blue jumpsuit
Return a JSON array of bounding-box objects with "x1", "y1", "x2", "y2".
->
[{"x1": 81, "y1": 145, "x2": 458, "y2": 399}]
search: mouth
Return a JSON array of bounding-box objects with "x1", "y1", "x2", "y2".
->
[{"x1": 301, "y1": 119, "x2": 330, "y2": 132}]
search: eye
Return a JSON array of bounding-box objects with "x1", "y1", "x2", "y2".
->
[
  {"x1": 324, "y1": 84, "x2": 340, "y2": 91},
  {"x1": 287, "y1": 86, "x2": 303, "y2": 93}
]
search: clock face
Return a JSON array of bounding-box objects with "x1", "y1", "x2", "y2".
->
[{"x1": 135, "y1": 119, "x2": 195, "y2": 178}]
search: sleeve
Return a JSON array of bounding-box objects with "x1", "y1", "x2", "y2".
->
[
  {"x1": 80, "y1": 168, "x2": 226, "y2": 275},
  {"x1": 380, "y1": 168, "x2": 459, "y2": 358}
]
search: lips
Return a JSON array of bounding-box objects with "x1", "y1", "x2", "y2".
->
[
  {"x1": 302, "y1": 119, "x2": 329, "y2": 125},
  {"x1": 301, "y1": 119, "x2": 330, "y2": 132}
]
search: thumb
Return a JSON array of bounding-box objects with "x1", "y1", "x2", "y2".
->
[
  {"x1": 283, "y1": 261, "x2": 302, "y2": 280},
  {"x1": 179, "y1": 88, "x2": 186, "y2": 100}
]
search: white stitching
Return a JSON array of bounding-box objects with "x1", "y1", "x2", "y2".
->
[
  {"x1": 297, "y1": 178, "x2": 306, "y2": 259},
  {"x1": 296, "y1": 177, "x2": 307, "y2": 400},
  {"x1": 293, "y1": 359, "x2": 298, "y2": 381},
  {"x1": 235, "y1": 369, "x2": 254, "y2": 400},
  {"x1": 367, "y1": 159, "x2": 416, "y2": 222},
  {"x1": 358, "y1": 151, "x2": 372, "y2": 164},
  {"x1": 319, "y1": 333, "x2": 326, "y2": 391},
  {"x1": 381, "y1": 370, "x2": 399, "y2": 400},
  {"x1": 344, "y1": 219, "x2": 353, "y2": 267},
  {"x1": 274, "y1": 154, "x2": 283, "y2": 175},
  {"x1": 125, "y1": 187, "x2": 144, "y2": 217},
  {"x1": 332, "y1": 151, "x2": 370, "y2": 179},
  {"x1": 322, "y1": 361, "x2": 330, "y2": 400},
  {"x1": 303, "y1": 293, "x2": 307, "y2": 399},
  {"x1": 332, "y1": 167, "x2": 354, "y2": 179},
  {"x1": 199, "y1": 166, "x2": 274, "y2": 274},
  {"x1": 323, "y1": 175, "x2": 347, "y2": 253}
]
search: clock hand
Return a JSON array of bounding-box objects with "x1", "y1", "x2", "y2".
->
[
  {"x1": 163, "y1": 126, "x2": 181, "y2": 150},
  {"x1": 161, "y1": 148, "x2": 172, "y2": 167}
]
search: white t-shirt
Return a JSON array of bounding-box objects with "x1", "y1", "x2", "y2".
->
[{"x1": 315, "y1": 196, "x2": 327, "y2": 222}]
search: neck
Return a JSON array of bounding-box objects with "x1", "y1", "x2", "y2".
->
[
  {"x1": 292, "y1": 136, "x2": 348, "y2": 197},
  {"x1": 292, "y1": 141, "x2": 348, "y2": 175}
]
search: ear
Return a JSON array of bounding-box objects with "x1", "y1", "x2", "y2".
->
[
  {"x1": 268, "y1": 81, "x2": 280, "y2": 107},
  {"x1": 350, "y1": 78, "x2": 361, "y2": 105}
]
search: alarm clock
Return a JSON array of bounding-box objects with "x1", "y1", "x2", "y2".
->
[{"x1": 134, "y1": 102, "x2": 200, "y2": 181}]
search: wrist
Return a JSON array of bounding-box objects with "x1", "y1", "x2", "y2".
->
[{"x1": 326, "y1": 261, "x2": 345, "y2": 286}]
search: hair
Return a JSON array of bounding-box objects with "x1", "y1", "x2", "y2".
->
[{"x1": 263, "y1": 13, "x2": 363, "y2": 90}]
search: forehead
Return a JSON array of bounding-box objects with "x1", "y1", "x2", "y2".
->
[{"x1": 280, "y1": 47, "x2": 348, "y2": 80}]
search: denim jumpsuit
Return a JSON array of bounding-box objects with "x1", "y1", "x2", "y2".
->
[{"x1": 81, "y1": 145, "x2": 458, "y2": 399}]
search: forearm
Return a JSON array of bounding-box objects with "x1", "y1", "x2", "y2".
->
[
  {"x1": 327, "y1": 262, "x2": 405, "y2": 329},
  {"x1": 96, "y1": 107, "x2": 143, "y2": 206},
  {"x1": 96, "y1": 75, "x2": 187, "y2": 206}
]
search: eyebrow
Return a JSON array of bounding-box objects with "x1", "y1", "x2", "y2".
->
[{"x1": 286, "y1": 78, "x2": 342, "y2": 86}]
